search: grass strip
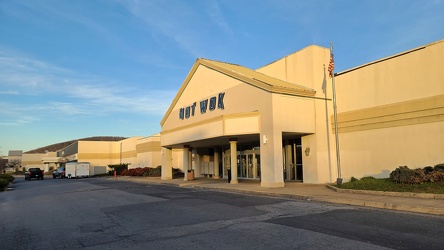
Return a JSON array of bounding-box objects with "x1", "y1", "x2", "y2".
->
[{"x1": 337, "y1": 178, "x2": 444, "y2": 194}]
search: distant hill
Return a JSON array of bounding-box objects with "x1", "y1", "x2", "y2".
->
[{"x1": 24, "y1": 136, "x2": 127, "y2": 154}]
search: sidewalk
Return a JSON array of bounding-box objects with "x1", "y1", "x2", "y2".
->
[{"x1": 111, "y1": 176, "x2": 444, "y2": 216}]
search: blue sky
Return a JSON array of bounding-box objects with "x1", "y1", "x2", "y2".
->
[{"x1": 1, "y1": 0, "x2": 443, "y2": 155}]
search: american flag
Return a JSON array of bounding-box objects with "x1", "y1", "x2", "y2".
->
[{"x1": 328, "y1": 46, "x2": 334, "y2": 78}]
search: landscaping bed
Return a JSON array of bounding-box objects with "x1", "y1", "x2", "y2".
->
[
  {"x1": 0, "y1": 174, "x2": 15, "y2": 191},
  {"x1": 336, "y1": 164, "x2": 444, "y2": 194},
  {"x1": 337, "y1": 177, "x2": 444, "y2": 194}
]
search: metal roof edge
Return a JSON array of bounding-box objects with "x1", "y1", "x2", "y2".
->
[
  {"x1": 256, "y1": 44, "x2": 329, "y2": 71},
  {"x1": 335, "y1": 39, "x2": 444, "y2": 76},
  {"x1": 200, "y1": 59, "x2": 315, "y2": 94}
]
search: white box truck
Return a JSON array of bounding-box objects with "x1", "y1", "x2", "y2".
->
[{"x1": 66, "y1": 162, "x2": 90, "y2": 178}]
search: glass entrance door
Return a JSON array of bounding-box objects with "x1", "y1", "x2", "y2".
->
[
  {"x1": 223, "y1": 150, "x2": 231, "y2": 178},
  {"x1": 295, "y1": 144, "x2": 303, "y2": 181},
  {"x1": 223, "y1": 149, "x2": 260, "y2": 180},
  {"x1": 283, "y1": 138, "x2": 303, "y2": 181},
  {"x1": 238, "y1": 153, "x2": 247, "y2": 178},
  {"x1": 245, "y1": 149, "x2": 260, "y2": 179}
]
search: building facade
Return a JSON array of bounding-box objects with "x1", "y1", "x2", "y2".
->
[
  {"x1": 55, "y1": 135, "x2": 162, "y2": 170},
  {"x1": 333, "y1": 40, "x2": 444, "y2": 180},
  {"x1": 14, "y1": 135, "x2": 162, "y2": 172},
  {"x1": 160, "y1": 39, "x2": 444, "y2": 187},
  {"x1": 13, "y1": 39, "x2": 444, "y2": 184}
]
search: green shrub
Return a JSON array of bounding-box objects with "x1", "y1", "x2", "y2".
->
[
  {"x1": 0, "y1": 174, "x2": 14, "y2": 183},
  {"x1": 108, "y1": 163, "x2": 129, "y2": 175},
  {"x1": 339, "y1": 178, "x2": 444, "y2": 194},
  {"x1": 389, "y1": 166, "x2": 426, "y2": 184},
  {"x1": 121, "y1": 167, "x2": 151, "y2": 176},
  {"x1": 412, "y1": 168, "x2": 428, "y2": 184},
  {"x1": 360, "y1": 176, "x2": 375, "y2": 181},
  {"x1": 390, "y1": 166, "x2": 414, "y2": 184},
  {"x1": 0, "y1": 179, "x2": 9, "y2": 191},
  {"x1": 423, "y1": 166, "x2": 434, "y2": 174},
  {"x1": 434, "y1": 163, "x2": 444, "y2": 172},
  {"x1": 390, "y1": 165, "x2": 444, "y2": 184},
  {"x1": 173, "y1": 168, "x2": 184, "y2": 178},
  {"x1": 350, "y1": 177, "x2": 358, "y2": 182},
  {"x1": 117, "y1": 166, "x2": 162, "y2": 177},
  {"x1": 427, "y1": 171, "x2": 444, "y2": 183},
  {"x1": 148, "y1": 166, "x2": 161, "y2": 177}
]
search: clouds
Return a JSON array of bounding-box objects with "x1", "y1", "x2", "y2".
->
[
  {"x1": 0, "y1": 49, "x2": 175, "y2": 126},
  {"x1": 0, "y1": 50, "x2": 71, "y2": 90},
  {"x1": 0, "y1": 0, "x2": 443, "y2": 154},
  {"x1": 116, "y1": 0, "x2": 234, "y2": 58},
  {"x1": 0, "y1": 101, "x2": 40, "y2": 126}
]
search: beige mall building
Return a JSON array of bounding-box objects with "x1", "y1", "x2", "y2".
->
[
  {"x1": 13, "y1": 39, "x2": 443, "y2": 187},
  {"x1": 160, "y1": 39, "x2": 444, "y2": 187},
  {"x1": 16, "y1": 136, "x2": 162, "y2": 173}
]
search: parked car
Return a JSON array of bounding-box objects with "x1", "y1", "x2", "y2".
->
[
  {"x1": 25, "y1": 168, "x2": 44, "y2": 180},
  {"x1": 53, "y1": 167, "x2": 65, "y2": 179}
]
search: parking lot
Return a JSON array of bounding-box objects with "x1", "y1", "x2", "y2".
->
[{"x1": 1, "y1": 177, "x2": 443, "y2": 249}]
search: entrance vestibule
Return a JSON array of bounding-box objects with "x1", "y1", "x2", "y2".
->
[
  {"x1": 223, "y1": 148, "x2": 261, "y2": 180},
  {"x1": 218, "y1": 136, "x2": 303, "y2": 182},
  {"x1": 179, "y1": 135, "x2": 304, "y2": 184},
  {"x1": 283, "y1": 138, "x2": 303, "y2": 181}
]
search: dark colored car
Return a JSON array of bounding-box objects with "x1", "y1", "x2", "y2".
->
[
  {"x1": 25, "y1": 168, "x2": 44, "y2": 180},
  {"x1": 53, "y1": 166, "x2": 65, "y2": 179}
]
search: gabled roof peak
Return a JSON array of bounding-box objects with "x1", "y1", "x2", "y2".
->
[{"x1": 160, "y1": 57, "x2": 316, "y2": 126}]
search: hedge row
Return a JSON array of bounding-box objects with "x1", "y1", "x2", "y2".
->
[
  {"x1": 0, "y1": 174, "x2": 15, "y2": 191},
  {"x1": 121, "y1": 167, "x2": 154, "y2": 176},
  {"x1": 120, "y1": 167, "x2": 184, "y2": 177},
  {"x1": 108, "y1": 163, "x2": 130, "y2": 175},
  {"x1": 390, "y1": 163, "x2": 444, "y2": 184}
]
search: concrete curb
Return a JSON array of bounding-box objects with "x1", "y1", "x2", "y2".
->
[
  {"x1": 192, "y1": 184, "x2": 312, "y2": 201},
  {"x1": 327, "y1": 185, "x2": 444, "y2": 200},
  {"x1": 313, "y1": 196, "x2": 444, "y2": 216},
  {"x1": 109, "y1": 177, "x2": 444, "y2": 216},
  {"x1": 192, "y1": 184, "x2": 444, "y2": 216}
]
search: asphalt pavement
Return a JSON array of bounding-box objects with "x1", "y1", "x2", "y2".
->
[{"x1": 111, "y1": 176, "x2": 444, "y2": 216}]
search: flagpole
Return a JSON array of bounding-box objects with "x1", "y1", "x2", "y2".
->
[
  {"x1": 330, "y1": 42, "x2": 342, "y2": 185},
  {"x1": 322, "y1": 64, "x2": 333, "y2": 183}
]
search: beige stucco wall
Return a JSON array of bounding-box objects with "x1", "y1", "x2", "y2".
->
[
  {"x1": 161, "y1": 65, "x2": 270, "y2": 146},
  {"x1": 119, "y1": 136, "x2": 143, "y2": 167},
  {"x1": 337, "y1": 42, "x2": 444, "y2": 111},
  {"x1": 163, "y1": 65, "x2": 238, "y2": 131},
  {"x1": 5, "y1": 153, "x2": 23, "y2": 170},
  {"x1": 77, "y1": 141, "x2": 119, "y2": 166},
  {"x1": 333, "y1": 40, "x2": 444, "y2": 181},
  {"x1": 21, "y1": 136, "x2": 161, "y2": 173},
  {"x1": 257, "y1": 45, "x2": 329, "y2": 90},
  {"x1": 161, "y1": 49, "x2": 331, "y2": 186},
  {"x1": 256, "y1": 41, "x2": 444, "y2": 183},
  {"x1": 19, "y1": 40, "x2": 437, "y2": 185},
  {"x1": 22, "y1": 153, "x2": 46, "y2": 170},
  {"x1": 134, "y1": 135, "x2": 161, "y2": 168},
  {"x1": 66, "y1": 136, "x2": 161, "y2": 169},
  {"x1": 17, "y1": 135, "x2": 161, "y2": 173},
  {"x1": 259, "y1": 45, "x2": 337, "y2": 184},
  {"x1": 170, "y1": 149, "x2": 184, "y2": 170},
  {"x1": 259, "y1": 93, "x2": 321, "y2": 186}
]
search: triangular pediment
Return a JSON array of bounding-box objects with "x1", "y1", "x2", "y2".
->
[{"x1": 160, "y1": 58, "x2": 315, "y2": 126}]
